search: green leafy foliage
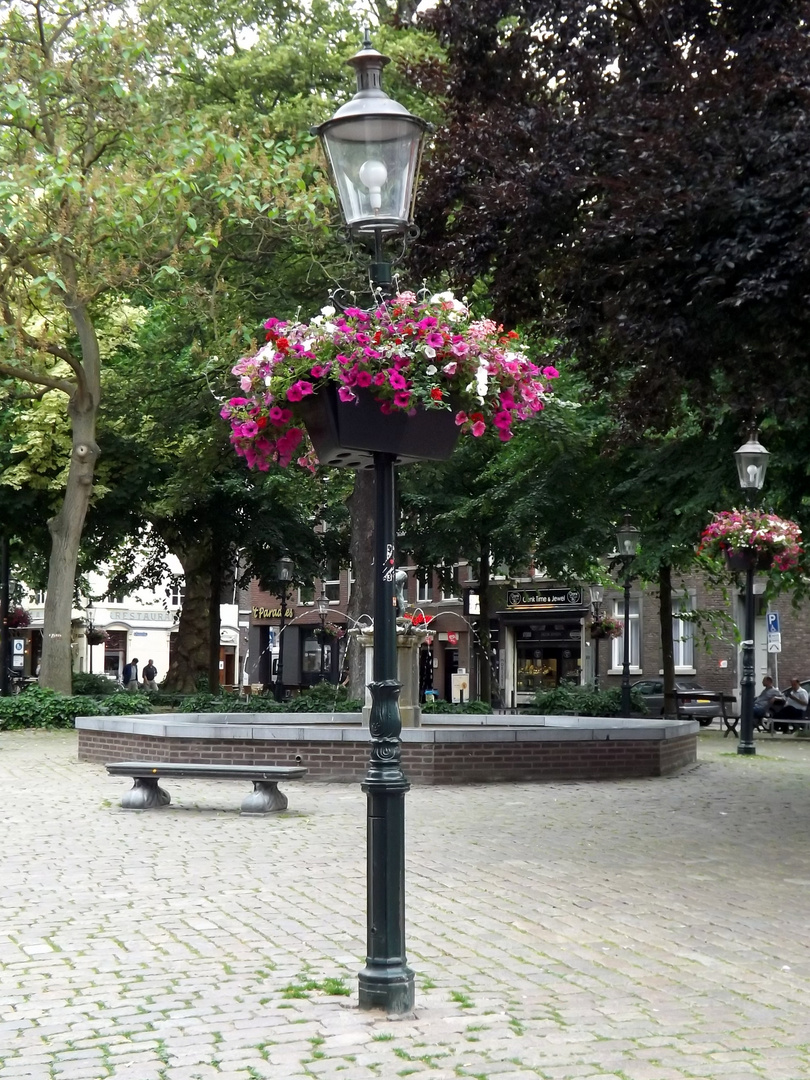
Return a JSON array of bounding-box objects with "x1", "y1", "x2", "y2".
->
[
  {"x1": 421, "y1": 698, "x2": 490, "y2": 714},
  {"x1": 0, "y1": 685, "x2": 149, "y2": 728},
  {"x1": 71, "y1": 672, "x2": 121, "y2": 696},
  {"x1": 532, "y1": 685, "x2": 647, "y2": 718}
]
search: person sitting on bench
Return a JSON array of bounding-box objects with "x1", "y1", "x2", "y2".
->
[
  {"x1": 753, "y1": 676, "x2": 784, "y2": 722},
  {"x1": 771, "y1": 676, "x2": 808, "y2": 732}
]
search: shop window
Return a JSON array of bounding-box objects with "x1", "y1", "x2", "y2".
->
[
  {"x1": 611, "y1": 597, "x2": 641, "y2": 670},
  {"x1": 672, "y1": 595, "x2": 695, "y2": 670}
]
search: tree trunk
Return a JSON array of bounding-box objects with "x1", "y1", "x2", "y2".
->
[
  {"x1": 659, "y1": 562, "x2": 676, "y2": 717},
  {"x1": 39, "y1": 302, "x2": 100, "y2": 695},
  {"x1": 163, "y1": 540, "x2": 212, "y2": 693},
  {"x1": 208, "y1": 530, "x2": 224, "y2": 695},
  {"x1": 346, "y1": 470, "x2": 375, "y2": 699}
]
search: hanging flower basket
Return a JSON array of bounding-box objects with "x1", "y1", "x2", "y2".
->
[
  {"x1": 698, "y1": 509, "x2": 802, "y2": 572},
  {"x1": 222, "y1": 291, "x2": 560, "y2": 470},
  {"x1": 723, "y1": 549, "x2": 774, "y2": 573},
  {"x1": 7, "y1": 606, "x2": 30, "y2": 629},
  {"x1": 314, "y1": 624, "x2": 345, "y2": 644},
  {"x1": 85, "y1": 628, "x2": 110, "y2": 646},
  {"x1": 589, "y1": 616, "x2": 623, "y2": 640}
]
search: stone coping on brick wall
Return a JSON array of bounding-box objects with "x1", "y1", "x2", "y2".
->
[{"x1": 75, "y1": 713, "x2": 698, "y2": 743}]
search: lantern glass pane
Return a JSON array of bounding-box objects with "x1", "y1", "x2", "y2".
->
[{"x1": 322, "y1": 115, "x2": 423, "y2": 232}]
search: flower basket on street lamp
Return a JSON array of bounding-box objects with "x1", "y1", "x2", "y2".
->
[
  {"x1": 698, "y1": 509, "x2": 801, "y2": 573},
  {"x1": 589, "y1": 616, "x2": 623, "y2": 640},
  {"x1": 222, "y1": 292, "x2": 559, "y2": 471},
  {"x1": 8, "y1": 606, "x2": 31, "y2": 630}
]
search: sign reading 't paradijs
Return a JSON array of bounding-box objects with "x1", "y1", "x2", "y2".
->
[{"x1": 506, "y1": 588, "x2": 584, "y2": 610}]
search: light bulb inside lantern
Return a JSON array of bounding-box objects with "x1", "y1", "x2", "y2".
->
[
  {"x1": 358, "y1": 159, "x2": 388, "y2": 211},
  {"x1": 747, "y1": 464, "x2": 759, "y2": 485}
]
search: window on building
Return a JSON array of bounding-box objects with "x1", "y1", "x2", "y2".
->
[
  {"x1": 440, "y1": 563, "x2": 460, "y2": 602},
  {"x1": 322, "y1": 559, "x2": 341, "y2": 603},
  {"x1": 416, "y1": 570, "x2": 432, "y2": 603},
  {"x1": 611, "y1": 597, "x2": 641, "y2": 670},
  {"x1": 168, "y1": 585, "x2": 185, "y2": 608},
  {"x1": 672, "y1": 595, "x2": 695, "y2": 670},
  {"x1": 298, "y1": 582, "x2": 315, "y2": 605}
]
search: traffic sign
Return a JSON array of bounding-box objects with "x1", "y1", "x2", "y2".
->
[
  {"x1": 768, "y1": 632, "x2": 782, "y2": 653},
  {"x1": 767, "y1": 611, "x2": 780, "y2": 634}
]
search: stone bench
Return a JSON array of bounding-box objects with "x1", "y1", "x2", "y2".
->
[{"x1": 106, "y1": 761, "x2": 307, "y2": 815}]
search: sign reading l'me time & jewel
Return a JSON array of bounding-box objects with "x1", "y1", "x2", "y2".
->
[{"x1": 506, "y1": 588, "x2": 584, "y2": 610}]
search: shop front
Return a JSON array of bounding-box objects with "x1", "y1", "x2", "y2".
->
[{"x1": 499, "y1": 586, "x2": 588, "y2": 705}]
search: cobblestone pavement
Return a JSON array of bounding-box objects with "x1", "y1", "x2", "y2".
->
[{"x1": 3, "y1": 729, "x2": 810, "y2": 1080}]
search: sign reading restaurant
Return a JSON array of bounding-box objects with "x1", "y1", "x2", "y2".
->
[{"x1": 506, "y1": 588, "x2": 584, "y2": 610}]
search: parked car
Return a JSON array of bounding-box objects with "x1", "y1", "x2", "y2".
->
[{"x1": 631, "y1": 678, "x2": 722, "y2": 726}]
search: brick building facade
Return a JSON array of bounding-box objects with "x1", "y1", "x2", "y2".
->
[{"x1": 244, "y1": 563, "x2": 807, "y2": 708}]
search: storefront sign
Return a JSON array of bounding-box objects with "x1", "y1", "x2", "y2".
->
[
  {"x1": 506, "y1": 588, "x2": 584, "y2": 609},
  {"x1": 252, "y1": 606, "x2": 295, "y2": 620}
]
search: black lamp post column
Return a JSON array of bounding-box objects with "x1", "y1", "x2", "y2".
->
[
  {"x1": 620, "y1": 571, "x2": 633, "y2": 716},
  {"x1": 274, "y1": 556, "x2": 294, "y2": 703},
  {"x1": 318, "y1": 592, "x2": 329, "y2": 682},
  {"x1": 358, "y1": 449, "x2": 414, "y2": 1013},
  {"x1": 733, "y1": 431, "x2": 770, "y2": 757},
  {"x1": 0, "y1": 535, "x2": 9, "y2": 698},
  {"x1": 738, "y1": 562, "x2": 757, "y2": 755},
  {"x1": 615, "y1": 516, "x2": 640, "y2": 717},
  {"x1": 588, "y1": 585, "x2": 603, "y2": 691}
]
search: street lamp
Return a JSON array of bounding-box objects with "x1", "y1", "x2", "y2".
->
[
  {"x1": 734, "y1": 431, "x2": 770, "y2": 756},
  {"x1": 317, "y1": 590, "x2": 329, "y2": 682},
  {"x1": 313, "y1": 30, "x2": 428, "y2": 1015},
  {"x1": 615, "y1": 516, "x2": 641, "y2": 715},
  {"x1": 87, "y1": 605, "x2": 95, "y2": 674},
  {"x1": 274, "y1": 556, "x2": 294, "y2": 703},
  {"x1": 588, "y1": 584, "x2": 604, "y2": 690}
]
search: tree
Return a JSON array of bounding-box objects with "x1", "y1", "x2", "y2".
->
[
  {"x1": 0, "y1": 0, "x2": 339, "y2": 691},
  {"x1": 413, "y1": 1, "x2": 810, "y2": 430}
]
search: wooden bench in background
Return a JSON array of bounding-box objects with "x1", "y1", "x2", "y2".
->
[{"x1": 106, "y1": 761, "x2": 307, "y2": 815}]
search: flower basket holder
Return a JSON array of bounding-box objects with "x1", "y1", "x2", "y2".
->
[
  {"x1": 297, "y1": 385, "x2": 460, "y2": 469},
  {"x1": 723, "y1": 548, "x2": 774, "y2": 572}
]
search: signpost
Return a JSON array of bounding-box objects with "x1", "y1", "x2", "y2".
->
[{"x1": 767, "y1": 611, "x2": 781, "y2": 654}]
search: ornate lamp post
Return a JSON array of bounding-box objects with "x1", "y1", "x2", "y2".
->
[
  {"x1": 87, "y1": 605, "x2": 95, "y2": 674},
  {"x1": 734, "y1": 431, "x2": 770, "y2": 756},
  {"x1": 615, "y1": 516, "x2": 641, "y2": 716},
  {"x1": 317, "y1": 590, "x2": 329, "y2": 682},
  {"x1": 274, "y1": 556, "x2": 294, "y2": 703},
  {"x1": 313, "y1": 31, "x2": 429, "y2": 1015},
  {"x1": 588, "y1": 584, "x2": 604, "y2": 689}
]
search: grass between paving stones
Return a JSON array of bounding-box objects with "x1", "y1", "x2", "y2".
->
[
  {"x1": 280, "y1": 975, "x2": 351, "y2": 998},
  {"x1": 450, "y1": 989, "x2": 474, "y2": 1008}
]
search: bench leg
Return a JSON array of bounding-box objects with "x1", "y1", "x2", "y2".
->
[
  {"x1": 121, "y1": 777, "x2": 171, "y2": 810},
  {"x1": 241, "y1": 780, "x2": 288, "y2": 815}
]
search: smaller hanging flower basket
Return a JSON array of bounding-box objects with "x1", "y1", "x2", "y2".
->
[
  {"x1": 85, "y1": 628, "x2": 110, "y2": 646},
  {"x1": 589, "y1": 616, "x2": 623, "y2": 640},
  {"x1": 7, "y1": 606, "x2": 31, "y2": 630},
  {"x1": 314, "y1": 624, "x2": 345, "y2": 644},
  {"x1": 698, "y1": 509, "x2": 802, "y2": 572}
]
